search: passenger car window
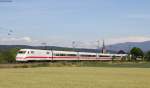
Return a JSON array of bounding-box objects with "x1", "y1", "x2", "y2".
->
[{"x1": 31, "y1": 51, "x2": 34, "y2": 54}]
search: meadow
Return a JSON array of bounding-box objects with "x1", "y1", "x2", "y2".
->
[{"x1": 0, "y1": 67, "x2": 150, "y2": 88}]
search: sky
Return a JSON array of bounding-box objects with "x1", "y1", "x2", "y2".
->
[{"x1": 0, "y1": 0, "x2": 150, "y2": 48}]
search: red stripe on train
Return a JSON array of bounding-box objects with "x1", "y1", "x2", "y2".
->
[{"x1": 25, "y1": 56, "x2": 78, "y2": 58}]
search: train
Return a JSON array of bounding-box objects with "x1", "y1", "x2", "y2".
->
[{"x1": 16, "y1": 49, "x2": 127, "y2": 62}]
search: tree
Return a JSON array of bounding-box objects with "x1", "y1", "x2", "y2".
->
[
  {"x1": 10, "y1": 48, "x2": 20, "y2": 60},
  {"x1": 0, "y1": 52, "x2": 5, "y2": 63},
  {"x1": 0, "y1": 48, "x2": 20, "y2": 63},
  {"x1": 112, "y1": 55, "x2": 116, "y2": 62},
  {"x1": 145, "y1": 51, "x2": 150, "y2": 61},
  {"x1": 117, "y1": 50, "x2": 126, "y2": 54},
  {"x1": 130, "y1": 47, "x2": 144, "y2": 61}
]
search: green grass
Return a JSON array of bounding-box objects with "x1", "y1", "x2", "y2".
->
[
  {"x1": 79, "y1": 61, "x2": 150, "y2": 68},
  {"x1": 1, "y1": 61, "x2": 150, "y2": 68},
  {"x1": 0, "y1": 67, "x2": 150, "y2": 88}
]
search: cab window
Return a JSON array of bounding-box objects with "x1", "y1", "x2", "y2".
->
[{"x1": 18, "y1": 51, "x2": 26, "y2": 54}]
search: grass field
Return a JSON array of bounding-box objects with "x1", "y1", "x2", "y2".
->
[
  {"x1": 0, "y1": 67, "x2": 150, "y2": 88},
  {"x1": 1, "y1": 62, "x2": 150, "y2": 68}
]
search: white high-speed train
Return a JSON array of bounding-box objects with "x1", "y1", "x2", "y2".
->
[{"x1": 16, "y1": 49, "x2": 127, "y2": 62}]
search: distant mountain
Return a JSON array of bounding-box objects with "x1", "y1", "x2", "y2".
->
[
  {"x1": 0, "y1": 45, "x2": 117, "y2": 53},
  {"x1": 107, "y1": 41, "x2": 150, "y2": 52},
  {"x1": 0, "y1": 45, "x2": 101, "y2": 53}
]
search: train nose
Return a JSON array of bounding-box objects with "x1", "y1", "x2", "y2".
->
[
  {"x1": 16, "y1": 56, "x2": 24, "y2": 61},
  {"x1": 16, "y1": 55, "x2": 26, "y2": 61}
]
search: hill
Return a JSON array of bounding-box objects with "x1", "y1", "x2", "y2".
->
[
  {"x1": 0, "y1": 45, "x2": 103, "y2": 53},
  {"x1": 107, "y1": 41, "x2": 150, "y2": 52}
]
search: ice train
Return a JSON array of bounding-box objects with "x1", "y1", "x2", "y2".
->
[{"x1": 16, "y1": 49, "x2": 127, "y2": 62}]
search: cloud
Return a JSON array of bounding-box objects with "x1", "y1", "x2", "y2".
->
[
  {"x1": 0, "y1": 36, "x2": 150, "y2": 49},
  {"x1": 0, "y1": 37, "x2": 33, "y2": 45},
  {"x1": 72, "y1": 36, "x2": 150, "y2": 48},
  {"x1": 67, "y1": 36, "x2": 150, "y2": 48},
  {"x1": 22, "y1": 37, "x2": 32, "y2": 42},
  {"x1": 105, "y1": 36, "x2": 150, "y2": 45}
]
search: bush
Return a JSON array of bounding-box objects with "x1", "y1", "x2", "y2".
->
[
  {"x1": 1, "y1": 51, "x2": 15, "y2": 63},
  {"x1": 145, "y1": 51, "x2": 150, "y2": 61},
  {"x1": 0, "y1": 48, "x2": 19, "y2": 63}
]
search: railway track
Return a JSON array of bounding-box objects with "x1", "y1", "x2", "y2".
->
[
  {"x1": 0, "y1": 62, "x2": 51, "y2": 68},
  {"x1": 0, "y1": 60, "x2": 105, "y2": 68}
]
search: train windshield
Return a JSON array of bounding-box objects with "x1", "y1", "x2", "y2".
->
[{"x1": 18, "y1": 51, "x2": 26, "y2": 54}]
